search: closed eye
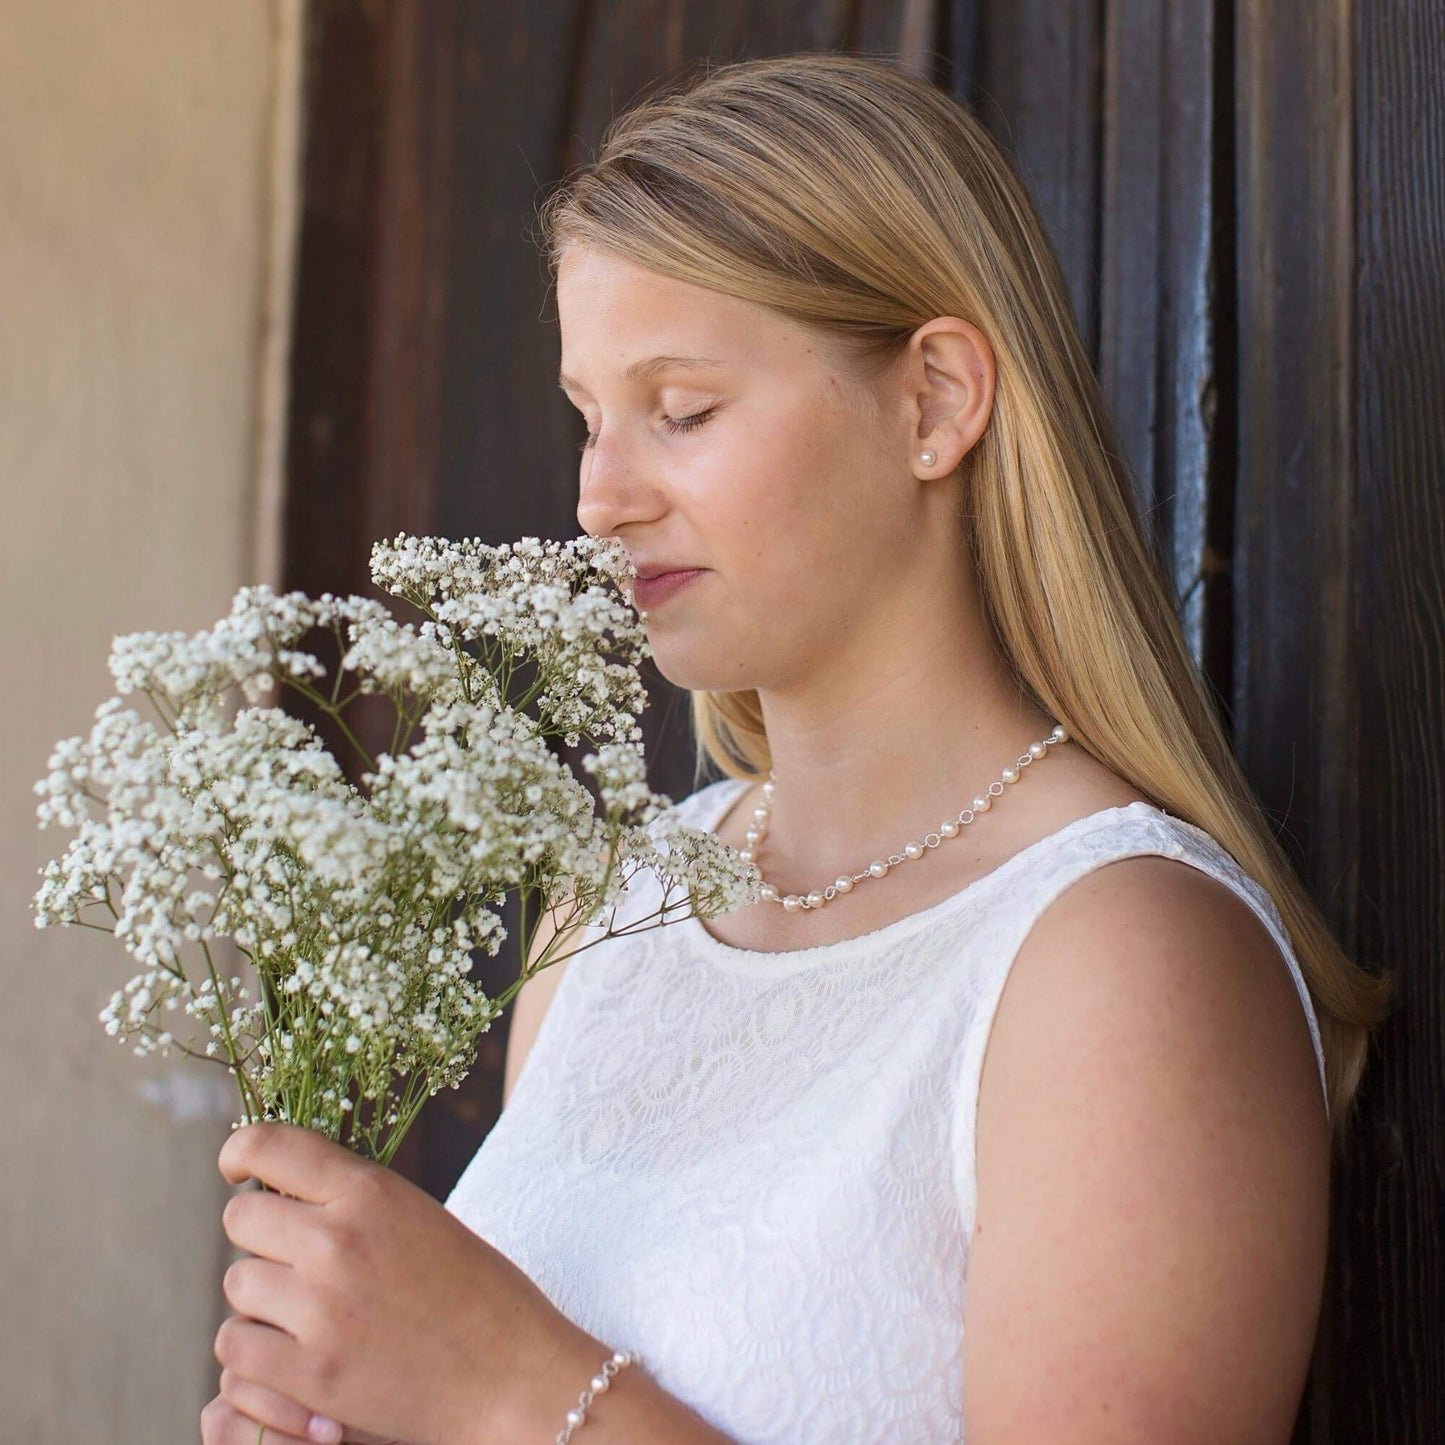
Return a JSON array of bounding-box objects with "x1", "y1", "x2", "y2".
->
[{"x1": 577, "y1": 407, "x2": 718, "y2": 452}]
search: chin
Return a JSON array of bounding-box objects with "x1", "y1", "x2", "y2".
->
[
  {"x1": 651, "y1": 660, "x2": 734, "y2": 694},
  {"x1": 646, "y1": 645, "x2": 755, "y2": 696}
]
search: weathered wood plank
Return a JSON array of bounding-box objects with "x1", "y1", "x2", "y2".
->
[
  {"x1": 1098, "y1": 0, "x2": 1226, "y2": 675},
  {"x1": 965, "y1": 3, "x2": 1102, "y2": 358},
  {"x1": 1330, "y1": 0, "x2": 1445, "y2": 1436}
]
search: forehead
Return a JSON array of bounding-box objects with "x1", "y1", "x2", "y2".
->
[{"x1": 555, "y1": 246, "x2": 793, "y2": 376}]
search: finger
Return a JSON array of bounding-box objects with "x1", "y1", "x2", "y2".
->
[
  {"x1": 218, "y1": 1121, "x2": 363, "y2": 1203},
  {"x1": 214, "y1": 1312, "x2": 306, "y2": 1402},
  {"x1": 221, "y1": 1257, "x2": 307, "y2": 1338},
  {"x1": 217, "y1": 1371, "x2": 346, "y2": 1444},
  {"x1": 201, "y1": 1389, "x2": 315, "y2": 1444},
  {"x1": 223, "y1": 1185, "x2": 323, "y2": 1264}
]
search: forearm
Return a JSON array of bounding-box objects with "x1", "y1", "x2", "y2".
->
[{"x1": 498, "y1": 1322, "x2": 737, "y2": 1444}]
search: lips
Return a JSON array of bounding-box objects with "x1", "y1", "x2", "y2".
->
[
  {"x1": 631, "y1": 562, "x2": 698, "y2": 579},
  {"x1": 630, "y1": 568, "x2": 704, "y2": 610}
]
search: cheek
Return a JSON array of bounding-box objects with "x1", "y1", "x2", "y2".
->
[
  {"x1": 661, "y1": 396, "x2": 889, "y2": 627},
  {"x1": 701, "y1": 407, "x2": 863, "y2": 536}
]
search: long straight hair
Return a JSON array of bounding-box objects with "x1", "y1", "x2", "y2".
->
[{"x1": 535, "y1": 50, "x2": 1394, "y2": 1152}]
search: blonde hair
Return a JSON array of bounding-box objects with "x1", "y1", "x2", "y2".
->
[{"x1": 535, "y1": 50, "x2": 1395, "y2": 1153}]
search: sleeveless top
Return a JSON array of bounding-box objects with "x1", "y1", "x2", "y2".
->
[{"x1": 444, "y1": 777, "x2": 1329, "y2": 1444}]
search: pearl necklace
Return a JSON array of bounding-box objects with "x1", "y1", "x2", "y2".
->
[{"x1": 740, "y1": 723, "x2": 1071, "y2": 911}]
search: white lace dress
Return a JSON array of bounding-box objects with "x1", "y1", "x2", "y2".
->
[{"x1": 444, "y1": 777, "x2": 1328, "y2": 1443}]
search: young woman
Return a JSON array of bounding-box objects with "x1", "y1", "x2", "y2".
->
[{"x1": 205, "y1": 51, "x2": 1393, "y2": 1445}]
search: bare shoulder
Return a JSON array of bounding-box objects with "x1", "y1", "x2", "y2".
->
[{"x1": 964, "y1": 853, "x2": 1331, "y2": 1444}]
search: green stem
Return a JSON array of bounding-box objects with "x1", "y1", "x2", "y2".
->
[
  {"x1": 271, "y1": 674, "x2": 376, "y2": 772},
  {"x1": 328, "y1": 619, "x2": 347, "y2": 707},
  {"x1": 201, "y1": 939, "x2": 263, "y2": 1122},
  {"x1": 67, "y1": 917, "x2": 118, "y2": 934},
  {"x1": 135, "y1": 1024, "x2": 234, "y2": 1068},
  {"x1": 377, "y1": 1075, "x2": 430, "y2": 1168}
]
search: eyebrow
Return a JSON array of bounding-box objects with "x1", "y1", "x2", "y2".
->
[{"x1": 556, "y1": 354, "x2": 727, "y2": 391}]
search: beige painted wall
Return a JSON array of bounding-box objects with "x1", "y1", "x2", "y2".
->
[{"x1": 0, "y1": 1, "x2": 301, "y2": 1437}]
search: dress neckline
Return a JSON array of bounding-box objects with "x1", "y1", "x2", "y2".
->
[{"x1": 677, "y1": 776, "x2": 1170, "y2": 978}]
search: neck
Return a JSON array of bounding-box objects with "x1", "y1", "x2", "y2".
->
[{"x1": 750, "y1": 649, "x2": 1061, "y2": 865}]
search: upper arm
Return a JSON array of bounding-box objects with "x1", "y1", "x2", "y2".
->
[
  {"x1": 963, "y1": 855, "x2": 1331, "y2": 1445},
  {"x1": 502, "y1": 890, "x2": 594, "y2": 1110}
]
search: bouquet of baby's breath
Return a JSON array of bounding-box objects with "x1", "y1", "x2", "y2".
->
[{"x1": 31, "y1": 533, "x2": 762, "y2": 1164}]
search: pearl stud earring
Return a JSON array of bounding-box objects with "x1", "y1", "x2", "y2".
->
[{"x1": 919, "y1": 449, "x2": 936, "y2": 466}]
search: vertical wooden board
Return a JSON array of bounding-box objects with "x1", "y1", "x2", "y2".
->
[
  {"x1": 1330, "y1": 0, "x2": 1445, "y2": 1438},
  {"x1": 282, "y1": 0, "x2": 462, "y2": 785},
  {"x1": 1231, "y1": 0, "x2": 1356, "y2": 883},
  {"x1": 282, "y1": 0, "x2": 389, "y2": 611},
  {"x1": 1098, "y1": 0, "x2": 1226, "y2": 678},
  {"x1": 960, "y1": 0, "x2": 1231, "y2": 696},
  {"x1": 566, "y1": 0, "x2": 852, "y2": 156},
  {"x1": 434, "y1": 0, "x2": 592, "y2": 550},
  {"x1": 283, "y1": 0, "x2": 460, "y2": 598},
  {"x1": 855, "y1": 0, "x2": 941, "y2": 74},
  {"x1": 359, "y1": 0, "x2": 459, "y2": 554},
  {"x1": 1237, "y1": 3, "x2": 1359, "y2": 1436},
  {"x1": 1098, "y1": 0, "x2": 1166, "y2": 520},
  {"x1": 966, "y1": 0, "x2": 1102, "y2": 358},
  {"x1": 938, "y1": 0, "x2": 981, "y2": 101}
]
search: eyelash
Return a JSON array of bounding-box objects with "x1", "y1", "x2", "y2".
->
[{"x1": 577, "y1": 408, "x2": 717, "y2": 452}]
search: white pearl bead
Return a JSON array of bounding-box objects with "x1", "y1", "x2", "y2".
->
[
  {"x1": 590, "y1": 1375, "x2": 610, "y2": 1392},
  {"x1": 567, "y1": 1408, "x2": 585, "y2": 1426},
  {"x1": 747, "y1": 724, "x2": 1068, "y2": 909}
]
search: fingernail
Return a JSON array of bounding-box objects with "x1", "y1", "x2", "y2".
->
[{"x1": 307, "y1": 1416, "x2": 343, "y2": 1444}]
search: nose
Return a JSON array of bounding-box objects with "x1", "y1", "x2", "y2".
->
[{"x1": 575, "y1": 441, "x2": 665, "y2": 542}]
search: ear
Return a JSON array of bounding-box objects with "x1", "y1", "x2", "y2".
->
[{"x1": 904, "y1": 316, "x2": 996, "y2": 475}]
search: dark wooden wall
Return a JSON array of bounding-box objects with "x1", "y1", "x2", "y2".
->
[{"x1": 280, "y1": 2, "x2": 1445, "y2": 1438}]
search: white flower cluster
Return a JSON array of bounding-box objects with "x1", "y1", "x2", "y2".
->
[
  {"x1": 371, "y1": 533, "x2": 650, "y2": 748},
  {"x1": 32, "y1": 533, "x2": 763, "y2": 1163}
]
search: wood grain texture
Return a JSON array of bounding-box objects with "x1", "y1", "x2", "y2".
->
[
  {"x1": 964, "y1": 1, "x2": 1102, "y2": 357},
  {"x1": 1234, "y1": 6, "x2": 1361, "y2": 1431},
  {"x1": 1099, "y1": 0, "x2": 1228, "y2": 678},
  {"x1": 1330, "y1": 0, "x2": 1445, "y2": 1437}
]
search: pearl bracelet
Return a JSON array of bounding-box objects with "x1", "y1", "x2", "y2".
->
[{"x1": 555, "y1": 1348, "x2": 637, "y2": 1442}]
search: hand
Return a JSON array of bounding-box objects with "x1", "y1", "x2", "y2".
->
[
  {"x1": 214, "y1": 1121, "x2": 588, "y2": 1445},
  {"x1": 203, "y1": 1376, "x2": 399, "y2": 1443}
]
